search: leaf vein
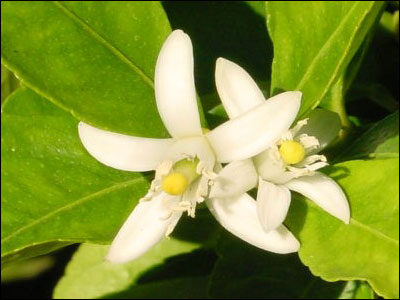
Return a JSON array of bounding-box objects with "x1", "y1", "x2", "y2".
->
[
  {"x1": 53, "y1": 1, "x2": 154, "y2": 88},
  {"x1": 292, "y1": 2, "x2": 375, "y2": 114},
  {"x1": 1, "y1": 177, "x2": 146, "y2": 245},
  {"x1": 350, "y1": 218, "x2": 399, "y2": 247}
]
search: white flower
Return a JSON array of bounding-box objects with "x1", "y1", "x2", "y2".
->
[
  {"x1": 78, "y1": 30, "x2": 300, "y2": 263},
  {"x1": 209, "y1": 58, "x2": 350, "y2": 235}
]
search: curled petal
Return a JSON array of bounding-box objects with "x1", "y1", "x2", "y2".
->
[
  {"x1": 207, "y1": 92, "x2": 301, "y2": 163},
  {"x1": 254, "y1": 147, "x2": 286, "y2": 183},
  {"x1": 285, "y1": 172, "x2": 350, "y2": 224},
  {"x1": 210, "y1": 159, "x2": 258, "y2": 199},
  {"x1": 78, "y1": 122, "x2": 173, "y2": 172},
  {"x1": 215, "y1": 58, "x2": 265, "y2": 118},
  {"x1": 166, "y1": 136, "x2": 216, "y2": 170},
  {"x1": 155, "y1": 30, "x2": 202, "y2": 138},
  {"x1": 257, "y1": 179, "x2": 291, "y2": 232},
  {"x1": 206, "y1": 194, "x2": 300, "y2": 254},
  {"x1": 106, "y1": 193, "x2": 182, "y2": 263}
]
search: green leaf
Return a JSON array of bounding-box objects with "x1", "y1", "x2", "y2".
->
[
  {"x1": 339, "y1": 281, "x2": 375, "y2": 299},
  {"x1": 286, "y1": 159, "x2": 399, "y2": 299},
  {"x1": 209, "y1": 233, "x2": 347, "y2": 299},
  {"x1": 1, "y1": 88, "x2": 150, "y2": 265},
  {"x1": 53, "y1": 240, "x2": 204, "y2": 299},
  {"x1": 266, "y1": 1, "x2": 385, "y2": 118},
  {"x1": 54, "y1": 207, "x2": 219, "y2": 298},
  {"x1": 336, "y1": 111, "x2": 399, "y2": 161},
  {"x1": 1, "y1": 64, "x2": 19, "y2": 103},
  {"x1": 1, "y1": 1, "x2": 171, "y2": 137},
  {"x1": 1, "y1": 255, "x2": 54, "y2": 283}
]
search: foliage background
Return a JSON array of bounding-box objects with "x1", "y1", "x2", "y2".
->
[{"x1": 1, "y1": 1, "x2": 399, "y2": 299}]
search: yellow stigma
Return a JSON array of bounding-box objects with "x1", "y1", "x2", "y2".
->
[
  {"x1": 162, "y1": 172, "x2": 189, "y2": 195},
  {"x1": 202, "y1": 128, "x2": 210, "y2": 134},
  {"x1": 279, "y1": 141, "x2": 306, "y2": 165}
]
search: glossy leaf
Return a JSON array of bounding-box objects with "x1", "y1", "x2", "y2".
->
[
  {"x1": 286, "y1": 159, "x2": 399, "y2": 299},
  {"x1": 266, "y1": 1, "x2": 385, "y2": 118},
  {"x1": 1, "y1": 1, "x2": 171, "y2": 137},
  {"x1": 1, "y1": 88, "x2": 149, "y2": 265}
]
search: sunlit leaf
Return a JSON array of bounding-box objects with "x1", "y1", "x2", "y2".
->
[
  {"x1": 1, "y1": 88, "x2": 149, "y2": 265},
  {"x1": 1, "y1": 1, "x2": 171, "y2": 137},
  {"x1": 266, "y1": 1, "x2": 385, "y2": 117},
  {"x1": 287, "y1": 158, "x2": 399, "y2": 299}
]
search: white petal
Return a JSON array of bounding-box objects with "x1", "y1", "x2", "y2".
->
[
  {"x1": 215, "y1": 58, "x2": 265, "y2": 118},
  {"x1": 254, "y1": 147, "x2": 286, "y2": 183},
  {"x1": 257, "y1": 179, "x2": 291, "y2": 231},
  {"x1": 206, "y1": 194, "x2": 299, "y2": 254},
  {"x1": 106, "y1": 193, "x2": 182, "y2": 263},
  {"x1": 209, "y1": 159, "x2": 258, "y2": 198},
  {"x1": 285, "y1": 172, "x2": 350, "y2": 223},
  {"x1": 166, "y1": 136, "x2": 216, "y2": 170},
  {"x1": 78, "y1": 122, "x2": 173, "y2": 172},
  {"x1": 297, "y1": 109, "x2": 341, "y2": 153},
  {"x1": 207, "y1": 92, "x2": 301, "y2": 163},
  {"x1": 155, "y1": 30, "x2": 201, "y2": 138}
]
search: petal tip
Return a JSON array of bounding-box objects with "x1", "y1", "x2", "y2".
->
[{"x1": 104, "y1": 250, "x2": 128, "y2": 264}]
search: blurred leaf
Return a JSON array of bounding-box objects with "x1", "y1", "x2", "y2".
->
[
  {"x1": 320, "y1": 29, "x2": 377, "y2": 130},
  {"x1": 379, "y1": 11, "x2": 399, "y2": 40},
  {"x1": 53, "y1": 240, "x2": 204, "y2": 299},
  {"x1": 350, "y1": 83, "x2": 399, "y2": 113},
  {"x1": 345, "y1": 10, "x2": 399, "y2": 123},
  {"x1": 336, "y1": 111, "x2": 399, "y2": 161},
  {"x1": 339, "y1": 281, "x2": 375, "y2": 299},
  {"x1": 209, "y1": 233, "x2": 346, "y2": 299},
  {"x1": 266, "y1": 1, "x2": 385, "y2": 118},
  {"x1": 287, "y1": 159, "x2": 399, "y2": 299},
  {"x1": 1, "y1": 64, "x2": 19, "y2": 103},
  {"x1": 1, "y1": 88, "x2": 149, "y2": 266},
  {"x1": 1, "y1": 1, "x2": 171, "y2": 137},
  {"x1": 163, "y1": 1, "x2": 272, "y2": 110},
  {"x1": 1, "y1": 256, "x2": 54, "y2": 283}
]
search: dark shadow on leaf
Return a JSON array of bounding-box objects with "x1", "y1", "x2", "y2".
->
[
  {"x1": 323, "y1": 165, "x2": 351, "y2": 182},
  {"x1": 210, "y1": 232, "x2": 346, "y2": 299},
  {"x1": 99, "y1": 250, "x2": 216, "y2": 299},
  {"x1": 285, "y1": 195, "x2": 308, "y2": 237},
  {"x1": 136, "y1": 249, "x2": 217, "y2": 284},
  {"x1": 171, "y1": 207, "x2": 221, "y2": 246}
]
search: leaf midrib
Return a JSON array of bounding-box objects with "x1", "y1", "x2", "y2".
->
[
  {"x1": 1, "y1": 177, "x2": 146, "y2": 250},
  {"x1": 270, "y1": 1, "x2": 377, "y2": 114},
  {"x1": 350, "y1": 218, "x2": 399, "y2": 247},
  {"x1": 294, "y1": 2, "x2": 362, "y2": 91},
  {"x1": 53, "y1": 1, "x2": 154, "y2": 88}
]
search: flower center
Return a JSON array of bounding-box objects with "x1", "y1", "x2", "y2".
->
[
  {"x1": 161, "y1": 158, "x2": 200, "y2": 195},
  {"x1": 279, "y1": 141, "x2": 305, "y2": 165},
  {"x1": 162, "y1": 172, "x2": 189, "y2": 195}
]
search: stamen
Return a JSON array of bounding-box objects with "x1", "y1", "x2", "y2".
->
[{"x1": 279, "y1": 141, "x2": 306, "y2": 165}]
